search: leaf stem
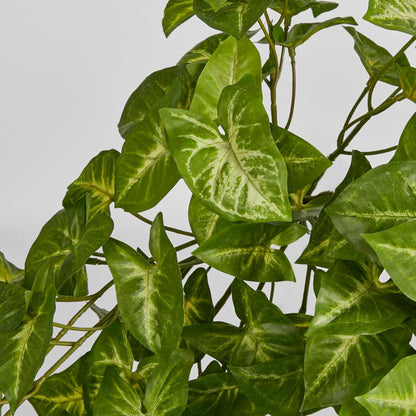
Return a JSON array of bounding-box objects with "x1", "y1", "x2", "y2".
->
[
  {"x1": 299, "y1": 267, "x2": 313, "y2": 314},
  {"x1": 285, "y1": 48, "x2": 297, "y2": 130},
  {"x1": 342, "y1": 145, "x2": 398, "y2": 156},
  {"x1": 214, "y1": 283, "x2": 233, "y2": 316},
  {"x1": 130, "y1": 212, "x2": 193, "y2": 237},
  {"x1": 269, "y1": 282, "x2": 276, "y2": 302},
  {"x1": 56, "y1": 280, "x2": 114, "y2": 303}
]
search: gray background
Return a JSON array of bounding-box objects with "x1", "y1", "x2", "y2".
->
[{"x1": 0, "y1": 1, "x2": 415, "y2": 415}]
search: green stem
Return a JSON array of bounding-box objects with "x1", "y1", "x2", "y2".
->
[
  {"x1": 56, "y1": 280, "x2": 114, "y2": 303},
  {"x1": 214, "y1": 283, "x2": 233, "y2": 316},
  {"x1": 86, "y1": 258, "x2": 107, "y2": 265},
  {"x1": 131, "y1": 212, "x2": 193, "y2": 237},
  {"x1": 269, "y1": 282, "x2": 276, "y2": 302},
  {"x1": 285, "y1": 48, "x2": 297, "y2": 130},
  {"x1": 342, "y1": 145, "x2": 398, "y2": 156},
  {"x1": 52, "y1": 319, "x2": 117, "y2": 332},
  {"x1": 49, "y1": 341, "x2": 76, "y2": 347},
  {"x1": 299, "y1": 267, "x2": 313, "y2": 314},
  {"x1": 257, "y1": 282, "x2": 266, "y2": 291}
]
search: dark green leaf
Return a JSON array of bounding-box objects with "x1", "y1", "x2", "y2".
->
[
  {"x1": 277, "y1": 17, "x2": 357, "y2": 48},
  {"x1": 30, "y1": 355, "x2": 87, "y2": 416},
  {"x1": 103, "y1": 214, "x2": 183, "y2": 354},
  {"x1": 206, "y1": 0, "x2": 227, "y2": 11},
  {"x1": 83, "y1": 320, "x2": 133, "y2": 413},
  {"x1": 63, "y1": 150, "x2": 119, "y2": 218},
  {"x1": 93, "y1": 366, "x2": 144, "y2": 416},
  {"x1": 271, "y1": 0, "x2": 339, "y2": 18},
  {"x1": 0, "y1": 264, "x2": 55, "y2": 412},
  {"x1": 163, "y1": 0, "x2": 194, "y2": 37},
  {"x1": 144, "y1": 349, "x2": 194, "y2": 416},
  {"x1": 161, "y1": 76, "x2": 291, "y2": 223},
  {"x1": 229, "y1": 355, "x2": 304, "y2": 416},
  {"x1": 189, "y1": 35, "x2": 261, "y2": 122},
  {"x1": 398, "y1": 66, "x2": 416, "y2": 102},
  {"x1": 301, "y1": 326, "x2": 411, "y2": 411},
  {"x1": 0, "y1": 252, "x2": 24, "y2": 284},
  {"x1": 193, "y1": 223, "x2": 302, "y2": 282},
  {"x1": 307, "y1": 261, "x2": 409, "y2": 336},
  {"x1": 364, "y1": 0, "x2": 416, "y2": 36},
  {"x1": 272, "y1": 125, "x2": 332, "y2": 194},
  {"x1": 193, "y1": 0, "x2": 274, "y2": 40},
  {"x1": 24, "y1": 200, "x2": 113, "y2": 294},
  {"x1": 391, "y1": 112, "x2": 416, "y2": 161},
  {"x1": 345, "y1": 27, "x2": 410, "y2": 86},
  {"x1": 0, "y1": 282, "x2": 29, "y2": 332},
  {"x1": 356, "y1": 355, "x2": 416, "y2": 416}
]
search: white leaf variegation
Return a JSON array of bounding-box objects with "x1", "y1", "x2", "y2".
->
[{"x1": 160, "y1": 76, "x2": 291, "y2": 223}]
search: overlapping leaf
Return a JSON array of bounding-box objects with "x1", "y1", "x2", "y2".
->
[
  {"x1": 162, "y1": 0, "x2": 194, "y2": 37},
  {"x1": 30, "y1": 355, "x2": 87, "y2": 416},
  {"x1": 0, "y1": 264, "x2": 55, "y2": 412},
  {"x1": 161, "y1": 76, "x2": 291, "y2": 223},
  {"x1": 0, "y1": 282, "x2": 29, "y2": 332},
  {"x1": 193, "y1": 0, "x2": 274, "y2": 40},
  {"x1": 356, "y1": 355, "x2": 416, "y2": 416},
  {"x1": 103, "y1": 213, "x2": 183, "y2": 354},
  {"x1": 0, "y1": 252, "x2": 24, "y2": 284},
  {"x1": 364, "y1": 0, "x2": 416, "y2": 36},
  {"x1": 193, "y1": 223, "x2": 304, "y2": 281},
  {"x1": 307, "y1": 261, "x2": 409, "y2": 336},
  {"x1": 271, "y1": 0, "x2": 338, "y2": 18},
  {"x1": 24, "y1": 200, "x2": 113, "y2": 294},
  {"x1": 391, "y1": 112, "x2": 416, "y2": 161},
  {"x1": 189, "y1": 35, "x2": 261, "y2": 121},
  {"x1": 182, "y1": 280, "x2": 304, "y2": 366},
  {"x1": 397, "y1": 66, "x2": 416, "y2": 103},
  {"x1": 301, "y1": 326, "x2": 411, "y2": 411}
]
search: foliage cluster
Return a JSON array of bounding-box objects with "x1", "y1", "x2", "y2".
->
[{"x1": 1, "y1": 0, "x2": 416, "y2": 415}]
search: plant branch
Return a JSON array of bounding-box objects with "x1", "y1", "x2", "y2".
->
[
  {"x1": 299, "y1": 267, "x2": 313, "y2": 314},
  {"x1": 284, "y1": 48, "x2": 297, "y2": 130},
  {"x1": 131, "y1": 212, "x2": 194, "y2": 237},
  {"x1": 214, "y1": 283, "x2": 233, "y2": 316},
  {"x1": 342, "y1": 145, "x2": 398, "y2": 156}
]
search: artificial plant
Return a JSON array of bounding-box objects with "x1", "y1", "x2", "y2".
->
[{"x1": 1, "y1": 0, "x2": 416, "y2": 415}]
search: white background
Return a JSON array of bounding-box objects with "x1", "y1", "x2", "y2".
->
[{"x1": 0, "y1": 1, "x2": 415, "y2": 415}]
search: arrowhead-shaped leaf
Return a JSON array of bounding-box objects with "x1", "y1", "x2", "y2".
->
[
  {"x1": 63, "y1": 149, "x2": 119, "y2": 218},
  {"x1": 364, "y1": 0, "x2": 416, "y2": 36},
  {"x1": 144, "y1": 349, "x2": 194, "y2": 416},
  {"x1": 307, "y1": 261, "x2": 409, "y2": 336},
  {"x1": 391, "y1": 112, "x2": 416, "y2": 161},
  {"x1": 83, "y1": 320, "x2": 133, "y2": 413},
  {"x1": 193, "y1": 223, "x2": 303, "y2": 282},
  {"x1": 356, "y1": 355, "x2": 416, "y2": 416},
  {"x1": 162, "y1": 0, "x2": 194, "y2": 37},
  {"x1": 103, "y1": 214, "x2": 183, "y2": 354},
  {"x1": 397, "y1": 66, "x2": 416, "y2": 103},
  {"x1": 0, "y1": 252, "x2": 24, "y2": 284},
  {"x1": 0, "y1": 264, "x2": 55, "y2": 412},
  {"x1": 326, "y1": 161, "x2": 416, "y2": 261},
  {"x1": 161, "y1": 76, "x2": 291, "y2": 223},
  {"x1": 271, "y1": 0, "x2": 339, "y2": 18},
  {"x1": 229, "y1": 355, "x2": 304, "y2": 416},
  {"x1": 24, "y1": 200, "x2": 113, "y2": 294},
  {"x1": 189, "y1": 35, "x2": 261, "y2": 121},
  {"x1": 193, "y1": 0, "x2": 274, "y2": 40},
  {"x1": 301, "y1": 326, "x2": 411, "y2": 411},
  {"x1": 93, "y1": 366, "x2": 144, "y2": 416},
  {"x1": 0, "y1": 282, "x2": 29, "y2": 332},
  {"x1": 30, "y1": 355, "x2": 87, "y2": 416},
  {"x1": 363, "y1": 220, "x2": 416, "y2": 302}
]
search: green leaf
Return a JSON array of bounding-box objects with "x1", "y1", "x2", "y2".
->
[
  {"x1": 182, "y1": 279, "x2": 304, "y2": 366},
  {"x1": 103, "y1": 213, "x2": 183, "y2": 354},
  {"x1": 83, "y1": 320, "x2": 133, "y2": 413},
  {"x1": 184, "y1": 268, "x2": 214, "y2": 326},
  {"x1": 118, "y1": 65, "x2": 193, "y2": 137},
  {"x1": 345, "y1": 27, "x2": 410, "y2": 86},
  {"x1": 272, "y1": 125, "x2": 331, "y2": 193},
  {"x1": 188, "y1": 195, "x2": 234, "y2": 244},
  {"x1": 0, "y1": 264, "x2": 55, "y2": 412},
  {"x1": 184, "y1": 372, "x2": 262, "y2": 416},
  {"x1": 271, "y1": 0, "x2": 339, "y2": 18},
  {"x1": 356, "y1": 355, "x2": 416, "y2": 416},
  {"x1": 193, "y1": 0, "x2": 274, "y2": 40},
  {"x1": 161, "y1": 76, "x2": 291, "y2": 223},
  {"x1": 301, "y1": 326, "x2": 411, "y2": 411},
  {"x1": 277, "y1": 17, "x2": 357, "y2": 48},
  {"x1": 24, "y1": 200, "x2": 113, "y2": 294},
  {"x1": 0, "y1": 282, "x2": 28, "y2": 332},
  {"x1": 326, "y1": 161, "x2": 416, "y2": 261},
  {"x1": 206, "y1": 0, "x2": 227, "y2": 11},
  {"x1": 162, "y1": 0, "x2": 194, "y2": 37},
  {"x1": 364, "y1": 0, "x2": 416, "y2": 36},
  {"x1": 0, "y1": 252, "x2": 24, "y2": 284},
  {"x1": 363, "y1": 220, "x2": 416, "y2": 302},
  {"x1": 298, "y1": 151, "x2": 371, "y2": 267},
  {"x1": 397, "y1": 66, "x2": 416, "y2": 102},
  {"x1": 93, "y1": 366, "x2": 144, "y2": 416},
  {"x1": 189, "y1": 35, "x2": 261, "y2": 122},
  {"x1": 307, "y1": 261, "x2": 409, "y2": 336},
  {"x1": 63, "y1": 150, "x2": 119, "y2": 218},
  {"x1": 391, "y1": 112, "x2": 416, "y2": 161},
  {"x1": 193, "y1": 223, "x2": 301, "y2": 282},
  {"x1": 30, "y1": 355, "x2": 87, "y2": 416},
  {"x1": 115, "y1": 81, "x2": 182, "y2": 213},
  {"x1": 229, "y1": 355, "x2": 304, "y2": 416},
  {"x1": 144, "y1": 349, "x2": 194, "y2": 416},
  {"x1": 325, "y1": 227, "x2": 367, "y2": 263}
]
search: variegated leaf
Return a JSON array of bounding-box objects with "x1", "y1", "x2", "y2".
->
[
  {"x1": 103, "y1": 213, "x2": 183, "y2": 354},
  {"x1": 356, "y1": 355, "x2": 416, "y2": 416},
  {"x1": 301, "y1": 326, "x2": 411, "y2": 411},
  {"x1": 0, "y1": 252, "x2": 24, "y2": 284},
  {"x1": 397, "y1": 66, "x2": 416, "y2": 103},
  {"x1": 364, "y1": 0, "x2": 416, "y2": 36},
  {"x1": 271, "y1": 0, "x2": 338, "y2": 18},
  {"x1": 162, "y1": 0, "x2": 194, "y2": 37},
  {"x1": 161, "y1": 76, "x2": 291, "y2": 223},
  {"x1": 189, "y1": 35, "x2": 261, "y2": 121},
  {"x1": 391, "y1": 112, "x2": 416, "y2": 161},
  {"x1": 307, "y1": 261, "x2": 409, "y2": 336},
  {"x1": 0, "y1": 282, "x2": 29, "y2": 332}
]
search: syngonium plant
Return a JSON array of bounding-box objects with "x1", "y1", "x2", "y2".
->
[{"x1": 1, "y1": 0, "x2": 416, "y2": 415}]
